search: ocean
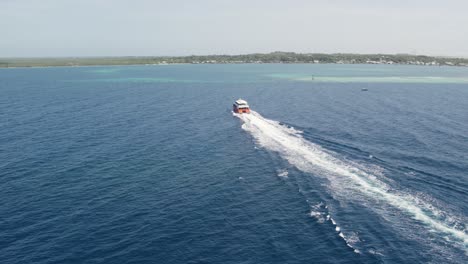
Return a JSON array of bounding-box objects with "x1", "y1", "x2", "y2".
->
[{"x1": 1, "y1": 64, "x2": 467, "y2": 263}]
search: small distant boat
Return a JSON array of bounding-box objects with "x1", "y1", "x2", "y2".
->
[
  {"x1": 361, "y1": 88, "x2": 368, "y2": 91},
  {"x1": 233, "y1": 98, "x2": 251, "y2": 114}
]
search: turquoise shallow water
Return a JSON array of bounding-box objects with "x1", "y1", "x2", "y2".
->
[
  {"x1": 1, "y1": 64, "x2": 467, "y2": 263},
  {"x1": 269, "y1": 74, "x2": 468, "y2": 83}
]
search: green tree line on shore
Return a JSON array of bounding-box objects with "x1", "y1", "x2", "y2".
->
[{"x1": 1, "y1": 52, "x2": 467, "y2": 68}]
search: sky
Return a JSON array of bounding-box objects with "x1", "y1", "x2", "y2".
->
[{"x1": 1, "y1": 0, "x2": 468, "y2": 57}]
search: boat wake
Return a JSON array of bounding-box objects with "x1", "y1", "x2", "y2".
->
[{"x1": 235, "y1": 111, "x2": 467, "y2": 255}]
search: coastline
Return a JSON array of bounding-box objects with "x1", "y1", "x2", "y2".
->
[
  {"x1": 2, "y1": 52, "x2": 468, "y2": 69},
  {"x1": 1, "y1": 62, "x2": 467, "y2": 70}
]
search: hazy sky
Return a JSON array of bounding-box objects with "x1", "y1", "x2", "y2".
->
[{"x1": 1, "y1": 0, "x2": 468, "y2": 57}]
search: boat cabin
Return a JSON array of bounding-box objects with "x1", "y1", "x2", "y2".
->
[{"x1": 233, "y1": 99, "x2": 251, "y2": 114}]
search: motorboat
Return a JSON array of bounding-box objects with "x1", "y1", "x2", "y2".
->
[{"x1": 233, "y1": 99, "x2": 251, "y2": 114}]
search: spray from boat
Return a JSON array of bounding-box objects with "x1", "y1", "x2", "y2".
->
[{"x1": 233, "y1": 107, "x2": 467, "y2": 253}]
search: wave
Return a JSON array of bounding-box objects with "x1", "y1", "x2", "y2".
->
[
  {"x1": 276, "y1": 169, "x2": 289, "y2": 178},
  {"x1": 235, "y1": 111, "x2": 467, "y2": 252},
  {"x1": 309, "y1": 202, "x2": 361, "y2": 254}
]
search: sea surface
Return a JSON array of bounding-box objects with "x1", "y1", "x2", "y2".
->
[{"x1": 1, "y1": 64, "x2": 467, "y2": 264}]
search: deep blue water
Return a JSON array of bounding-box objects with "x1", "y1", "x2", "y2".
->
[{"x1": 1, "y1": 64, "x2": 467, "y2": 264}]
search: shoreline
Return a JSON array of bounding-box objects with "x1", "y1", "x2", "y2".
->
[
  {"x1": 2, "y1": 52, "x2": 468, "y2": 69},
  {"x1": 1, "y1": 62, "x2": 468, "y2": 70}
]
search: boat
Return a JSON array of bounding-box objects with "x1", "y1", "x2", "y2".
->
[
  {"x1": 361, "y1": 88, "x2": 368, "y2": 91},
  {"x1": 233, "y1": 98, "x2": 251, "y2": 114}
]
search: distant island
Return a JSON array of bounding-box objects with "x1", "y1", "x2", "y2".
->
[{"x1": 1, "y1": 52, "x2": 468, "y2": 68}]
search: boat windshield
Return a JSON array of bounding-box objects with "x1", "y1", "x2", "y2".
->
[{"x1": 235, "y1": 99, "x2": 248, "y2": 105}]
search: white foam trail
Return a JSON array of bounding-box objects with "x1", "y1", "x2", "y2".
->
[
  {"x1": 277, "y1": 169, "x2": 289, "y2": 178},
  {"x1": 309, "y1": 202, "x2": 327, "y2": 224},
  {"x1": 235, "y1": 111, "x2": 467, "y2": 248},
  {"x1": 309, "y1": 202, "x2": 360, "y2": 252}
]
